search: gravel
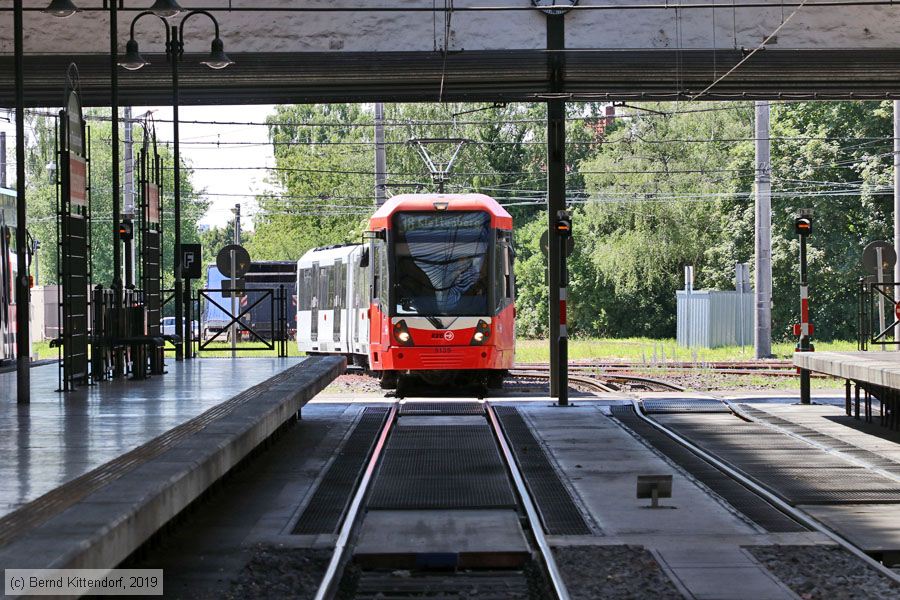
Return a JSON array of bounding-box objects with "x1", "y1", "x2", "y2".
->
[
  {"x1": 553, "y1": 545, "x2": 682, "y2": 600},
  {"x1": 226, "y1": 545, "x2": 331, "y2": 599},
  {"x1": 747, "y1": 545, "x2": 900, "y2": 600}
]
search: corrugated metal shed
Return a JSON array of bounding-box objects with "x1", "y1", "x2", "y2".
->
[{"x1": 677, "y1": 289, "x2": 753, "y2": 349}]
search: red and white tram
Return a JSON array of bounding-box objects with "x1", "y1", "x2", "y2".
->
[{"x1": 297, "y1": 193, "x2": 515, "y2": 388}]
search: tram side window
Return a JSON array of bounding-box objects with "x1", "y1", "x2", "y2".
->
[{"x1": 298, "y1": 268, "x2": 312, "y2": 310}]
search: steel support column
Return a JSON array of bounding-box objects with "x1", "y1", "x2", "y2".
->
[
  {"x1": 171, "y1": 25, "x2": 184, "y2": 361},
  {"x1": 110, "y1": 2, "x2": 122, "y2": 301},
  {"x1": 14, "y1": 0, "x2": 30, "y2": 403},
  {"x1": 547, "y1": 13, "x2": 565, "y2": 398},
  {"x1": 754, "y1": 101, "x2": 773, "y2": 359}
]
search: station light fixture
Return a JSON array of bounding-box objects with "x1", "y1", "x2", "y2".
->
[
  {"x1": 118, "y1": 39, "x2": 151, "y2": 71},
  {"x1": 149, "y1": 0, "x2": 182, "y2": 18},
  {"x1": 199, "y1": 37, "x2": 234, "y2": 70},
  {"x1": 42, "y1": 0, "x2": 79, "y2": 18}
]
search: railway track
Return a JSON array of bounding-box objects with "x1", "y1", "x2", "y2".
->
[
  {"x1": 618, "y1": 399, "x2": 900, "y2": 584},
  {"x1": 515, "y1": 359, "x2": 819, "y2": 378},
  {"x1": 313, "y1": 401, "x2": 570, "y2": 600},
  {"x1": 508, "y1": 366, "x2": 686, "y2": 393}
]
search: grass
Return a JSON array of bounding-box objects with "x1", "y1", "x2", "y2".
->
[
  {"x1": 513, "y1": 337, "x2": 859, "y2": 364},
  {"x1": 32, "y1": 337, "x2": 859, "y2": 363}
]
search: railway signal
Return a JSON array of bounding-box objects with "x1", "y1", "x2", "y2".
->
[{"x1": 794, "y1": 211, "x2": 814, "y2": 404}]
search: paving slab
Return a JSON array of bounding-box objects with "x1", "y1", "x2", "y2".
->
[
  {"x1": 518, "y1": 402, "x2": 803, "y2": 600},
  {"x1": 0, "y1": 355, "x2": 344, "y2": 570},
  {"x1": 0, "y1": 357, "x2": 312, "y2": 518}
]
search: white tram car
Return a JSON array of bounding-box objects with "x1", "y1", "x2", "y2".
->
[
  {"x1": 0, "y1": 186, "x2": 22, "y2": 365},
  {"x1": 296, "y1": 243, "x2": 370, "y2": 366}
]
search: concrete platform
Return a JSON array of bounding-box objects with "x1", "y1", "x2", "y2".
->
[
  {"x1": 794, "y1": 350, "x2": 900, "y2": 388},
  {"x1": 0, "y1": 355, "x2": 344, "y2": 570},
  {"x1": 518, "y1": 402, "x2": 817, "y2": 600}
]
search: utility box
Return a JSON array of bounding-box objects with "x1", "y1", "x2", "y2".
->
[{"x1": 676, "y1": 264, "x2": 753, "y2": 349}]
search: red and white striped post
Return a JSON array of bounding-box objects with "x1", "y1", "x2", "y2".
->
[
  {"x1": 793, "y1": 214, "x2": 814, "y2": 404},
  {"x1": 557, "y1": 211, "x2": 571, "y2": 407}
]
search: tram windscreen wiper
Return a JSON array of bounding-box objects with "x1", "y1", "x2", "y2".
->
[{"x1": 393, "y1": 211, "x2": 490, "y2": 317}]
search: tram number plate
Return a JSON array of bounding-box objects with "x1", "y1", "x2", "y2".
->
[{"x1": 435, "y1": 347, "x2": 452, "y2": 353}]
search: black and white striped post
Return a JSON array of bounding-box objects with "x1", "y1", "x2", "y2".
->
[{"x1": 557, "y1": 210, "x2": 572, "y2": 407}]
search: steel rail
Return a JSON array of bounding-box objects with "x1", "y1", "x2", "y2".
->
[
  {"x1": 628, "y1": 399, "x2": 900, "y2": 585},
  {"x1": 509, "y1": 367, "x2": 683, "y2": 393},
  {"x1": 314, "y1": 403, "x2": 398, "y2": 600},
  {"x1": 486, "y1": 403, "x2": 571, "y2": 600},
  {"x1": 508, "y1": 368, "x2": 618, "y2": 393}
]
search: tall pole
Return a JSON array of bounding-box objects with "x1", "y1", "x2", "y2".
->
[
  {"x1": 110, "y1": 1, "x2": 122, "y2": 300},
  {"x1": 14, "y1": 0, "x2": 30, "y2": 403},
  {"x1": 374, "y1": 102, "x2": 386, "y2": 206},
  {"x1": 547, "y1": 13, "x2": 565, "y2": 397},
  {"x1": 894, "y1": 100, "x2": 900, "y2": 343},
  {"x1": 754, "y1": 101, "x2": 773, "y2": 359},
  {"x1": 124, "y1": 105, "x2": 135, "y2": 288},
  {"x1": 171, "y1": 25, "x2": 184, "y2": 361},
  {"x1": 230, "y1": 204, "x2": 240, "y2": 358},
  {"x1": 0, "y1": 131, "x2": 7, "y2": 188}
]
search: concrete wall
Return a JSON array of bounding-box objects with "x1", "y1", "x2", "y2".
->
[{"x1": 1, "y1": 0, "x2": 899, "y2": 56}]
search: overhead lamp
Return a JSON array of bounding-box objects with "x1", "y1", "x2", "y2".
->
[
  {"x1": 118, "y1": 39, "x2": 150, "y2": 71},
  {"x1": 42, "y1": 0, "x2": 79, "y2": 18},
  {"x1": 199, "y1": 37, "x2": 234, "y2": 70},
  {"x1": 149, "y1": 0, "x2": 182, "y2": 18}
]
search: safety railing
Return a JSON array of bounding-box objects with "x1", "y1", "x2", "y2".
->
[{"x1": 858, "y1": 279, "x2": 900, "y2": 350}]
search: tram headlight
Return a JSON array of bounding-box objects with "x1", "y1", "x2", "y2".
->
[
  {"x1": 470, "y1": 320, "x2": 491, "y2": 346},
  {"x1": 393, "y1": 320, "x2": 414, "y2": 346}
]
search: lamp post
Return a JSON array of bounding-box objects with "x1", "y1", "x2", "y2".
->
[{"x1": 119, "y1": 9, "x2": 233, "y2": 361}]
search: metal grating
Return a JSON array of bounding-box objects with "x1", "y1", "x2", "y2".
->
[
  {"x1": 400, "y1": 401, "x2": 485, "y2": 416},
  {"x1": 642, "y1": 398, "x2": 732, "y2": 414},
  {"x1": 739, "y1": 405, "x2": 900, "y2": 477},
  {"x1": 368, "y1": 424, "x2": 516, "y2": 510},
  {"x1": 292, "y1": 407, "x2": 390, "y2": 535},
  {"x1": 609, "y1": 405, "x2": 807, "y2": 532},
  {"x1": 493, "y1": 406, "x2": 592, "y2": 535},
  {"x1": 658, "y1": 414, "x2": 900, "y2": 506}
]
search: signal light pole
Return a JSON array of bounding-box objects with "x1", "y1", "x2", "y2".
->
[
  {"x1": 557, "y1": 211, "x2": 572, "y2": 407},
  {"x1": 794, "y1": 212, "x2": 814, "y2": 405}
]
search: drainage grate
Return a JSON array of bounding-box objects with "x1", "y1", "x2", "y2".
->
[
  {"x1": 367, "y1": 424, "x2": 517, "y2": 510},
  {"x1": 609, "y1": 405, "x2": 807, "y2": 532},
  {"x1": 642, "y1": 398, "x2": 732, "y2": 414},
  {"x1": 493, "y1": 406, "x2": 592, "y2": 535},
  {"x1": 400, "y1": 401, "x2": 485, "y2": 416},
  {"x1": 292, "y1": 407, "x2": 390, "y2": 535}
]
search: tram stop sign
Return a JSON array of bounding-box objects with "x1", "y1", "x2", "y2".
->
[
  {"x1": 540, "y1": 229, "x2": 575, "y2": 258},
  {"x1": 862, "y1": 241, "x2": 896, "y2": 275},
  {"x1": 216, "y1": 244, "x2": 251, "y2": 278}
]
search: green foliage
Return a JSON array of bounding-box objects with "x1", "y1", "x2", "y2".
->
[{"x1": 24, "y1": 112, "x2": 206, "y2": 292}]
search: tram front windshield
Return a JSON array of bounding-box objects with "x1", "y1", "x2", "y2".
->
[{"x1": 393, "y1": 211, "x2": 491, "y2": 316}]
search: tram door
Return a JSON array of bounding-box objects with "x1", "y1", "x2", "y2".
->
[
  {"x1": 310, "y1": 262, "x2": 319, "y2": 342},
  {"x1": 0, "y1": 222, "x2": 12, "y2": 363},
  {"x1": 333, "y1": 259, "x2": 344, "y2": 346}
]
